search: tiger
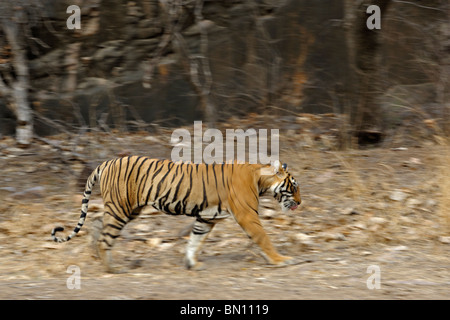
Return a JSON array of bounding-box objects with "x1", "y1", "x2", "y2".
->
[{"x1": 51, "y1": 156, "x2": 301, "y2": 273}]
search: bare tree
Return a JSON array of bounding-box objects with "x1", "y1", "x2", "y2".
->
[
  {"x1": 344, "y1": 0, "x2": 391, "y2": 136},
  {"x1": 0, "y1": 2, "x2": 40, "y2": 146}
]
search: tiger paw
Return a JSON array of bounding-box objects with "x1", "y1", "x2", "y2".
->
[
  {"x1": 191, "y1": 262, "x2": 206, "y2": 271},
  {"x1": 268, "y1": 255, "x2": 298, "y2": 268},
  {"x1": 184, "y1": 257, "x2": 206, "y2": 271}
]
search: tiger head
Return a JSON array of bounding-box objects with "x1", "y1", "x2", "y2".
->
[{"x1": 260, "y1": 160, "x2": 301, "y2": 212}]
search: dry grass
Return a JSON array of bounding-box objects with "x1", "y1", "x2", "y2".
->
[
  {"x1": 436, "y1": 138, "x2": 450, "y2": 234},
  {"x1": 1, "y1": 116, "x2": 450, "y2": 299}
]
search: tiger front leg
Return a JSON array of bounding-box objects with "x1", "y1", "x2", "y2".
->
[
  {"x1": 233, "y1": 209, "x2": 295, "y2": 266},
  {"x1": 184, "y1": 220, "x2": 215, "y2": 270}
]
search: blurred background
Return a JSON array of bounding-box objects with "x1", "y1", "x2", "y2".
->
[
  {"x1": 0, "y1": 0, "x2": 449, "y2": 299},
  {"x1": 0, "y1": 0, "x2": 448, "y2": 145}
]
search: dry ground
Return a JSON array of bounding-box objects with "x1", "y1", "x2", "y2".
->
[{"x1": 0, "y1": 122, "x2": 449, "y2": 300}]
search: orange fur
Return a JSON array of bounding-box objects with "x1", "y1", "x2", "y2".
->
[{"x1": 52, "y1": 157, "x2": 301, "y2": 272}]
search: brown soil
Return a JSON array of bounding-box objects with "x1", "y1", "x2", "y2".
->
[{"x1": 0, "y1": 126, "x2": 449, "y2": 300}]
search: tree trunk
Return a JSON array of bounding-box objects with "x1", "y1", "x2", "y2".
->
[
  {"x1": 64, "y1": 42, "x2": 81, "y2": 93},
  {"x1": 2, "y1": 18, "x2": 33, "y2": 146},
  {"x1": 345, "y1": 0, "x2": 391, "y2": 133}
]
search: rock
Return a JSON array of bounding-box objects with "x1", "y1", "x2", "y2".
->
[
  {"x1": 294, "y1": 233, "x2": 315, "y2": 245},
  {"x1": 425, "y1": 199, "x2": 437, "y2": 207},
  {"x1": 260, "y1": 208, "x2": 277, "y2": 218},
  {"x1": 368, "y1": 217, "x2": 388, "y2": 225},
  {"x1": 391, "y1": 147, "x2": 408, "y2": 151},
  {"x1": 370, "y1": 202, "x2": 388, "y2": 210},
  {"x1": 389, "y1": 190, "x2": 407, "y2": 202},
  {"x1": 320, "y1": 232, "x2": 346, "y2": 241},
  {"x1": 157, "y1": 242, "x2": 175, "y2": 251},
  {"x1": 438, "y1": 236, "x2": 450, "y2": 244},
  {"x1": 399, "y1": 216, "x2": 414, "y2": 224},
  {"x1": 351, "y1": 222, "x2": 367, "y2": 230},
  {"x1": 144, "y1": 136, "x2": 164, "y2": 143},
  {"x1": 340, "y1": 207, "x2": 359, "y2": 215},
  {"x1": 402, "y1": 157, "x2": 423, "y2": 168},
  {"x1": 148, "y1": 237, "x2": 162, "y2": 248},
  {"x1": 388, "y1": 245, "x2": 408, "y2": 251},
  {"x1": 405, "y1": 198, "x2": 422, "y2": 208}
]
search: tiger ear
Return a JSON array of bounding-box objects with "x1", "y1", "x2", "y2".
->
[{"x1": 272, "y1": 160, "x2": 282, "y2": 174}]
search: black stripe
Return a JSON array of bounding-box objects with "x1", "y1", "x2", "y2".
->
[
  {"x1": 174, "y1": 201, "x2": 182, "y2": 215},
  {"x1": 154, "y1": 163, "x2": 172, "y2": 199},
  {"x1": 123, "y1": 157, "x2": 133, "y2": 212},
  {"x1": 181, "y1": 164, "x2": 193, "y2": 207},
  {"x1": 103, "y1": 232, "x2": 120, "y2": 239},
  {"x1": 213, "y1": 164, "x2": 222, "y2": 209},
  {"x1": 99, "y1": 238, "x2": 113, "y2": 247},
  {"x1": 104, "y1": 203, "x2": 128, "y2": 225},
  {"x1": 125, "y1": 156, "x2": 143, "y2": 211},
  {"x1": 100, "y1": 160, "x2": 113, "y2": 192},
  {"x1": 110, "y1": 159, "x2": 123, "y2": 214},
  {"x1": 221, "y1": 164, "x2": 225, "y2": 187},
  {"x1": 105, "y1": 223, "x2": 123, "y2": 230},
  {"x1": 139, "y1": 160, "x2": 156, "y2": 205},
  {"x1": 133, "y1": 157, "x2": 149, "y2": 206},
  {"x1": 107, "y1": 211, "x2": 128, "y2": 226},
  {"x1": 212, "y1": 163, "x2": 218, "y2": 188},
  {"x1": 144, "y1": 160, "x2": 164, "y2": 205},
  {"x1": 172, "y1": 171, "x2": 184, "y2": 202},
  {"x1": 135, "y1": 157, "x2": 149, "y2": 184},
  {"x1": 145, "y1": 161, "x2": 163, "y2": 202},
  {"x1": 169, "y1": 163, "x2": 178, "y2": 185},
  {"x1": 192, "y1": 228, "x2": 209, "y2": 235},
  {"x1": 201, "y1": 175, "x2": 208, "y2": 209}
]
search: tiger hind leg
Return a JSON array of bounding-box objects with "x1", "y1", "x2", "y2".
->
[
  {"x1": 184, "y1": 220, "x2": 215, "y2": 270},
  {"x1": 96, "y1": 211, "x2": 130, "y2": 273}
]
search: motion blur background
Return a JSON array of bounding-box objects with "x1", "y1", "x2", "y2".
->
[
  {"x1": 0, "y1": 0, "x2": 448, "y2": 144},
  {"x1": 0, "y1": 0, "x2": 449, "y2": 299}
]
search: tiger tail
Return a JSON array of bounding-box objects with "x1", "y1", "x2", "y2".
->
[{"x1": 51, "y1": 164, "x2": 103, "y2": 242}]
